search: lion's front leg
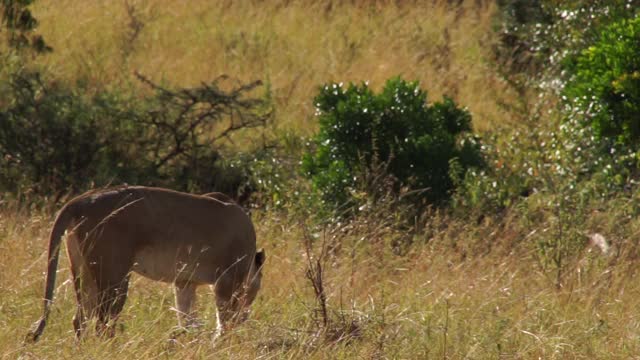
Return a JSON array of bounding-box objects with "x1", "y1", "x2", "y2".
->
[
  {"x1": 174, "y1": 282, "x2": 198, "y2": 329},
  {"x1": 212, "y1": 285, "x2": 248, "y2": 341},
  {"x1": 214, "y1": 296, "x2": 237, "y2": 340}
]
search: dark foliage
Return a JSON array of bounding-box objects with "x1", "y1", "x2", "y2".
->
[
  {"x1": 302, "y1": 77, "x2": 483, "y2": 211},
  {"x1": 0, "y1": 69, "x2": 269, "y2": 201}
]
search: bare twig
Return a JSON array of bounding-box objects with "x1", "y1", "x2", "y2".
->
[
  {"x1": 303, "y1": 225, "x2": 330, "y2": 329},
  {"x1": 132, "y1": 72, "x2": 270, "y2": 171}
]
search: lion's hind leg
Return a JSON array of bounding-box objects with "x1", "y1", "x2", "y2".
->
[
  {"x1": 70, "y1": 261, "x2": 87, "y2": 339},
  {"x1": 85, "y1": 227, "x2": 136, "y2": 338},
  {"x1": 94, "y1": 272, "x2": 131, "y2": 338},
  {"x1": 66, "y1": 235, "x2": 99, "y2": 340}
]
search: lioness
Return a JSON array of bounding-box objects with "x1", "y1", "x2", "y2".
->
[{"x1": 27, "y1": 186, "x2": 265, "y2": 342}]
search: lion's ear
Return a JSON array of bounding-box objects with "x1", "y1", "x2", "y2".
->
[{"x1": 255, "y1": 249, "x2": 266, "y2": 268}]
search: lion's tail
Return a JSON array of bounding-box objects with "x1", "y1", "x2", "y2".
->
[{"x1": 25, "y1": 203, "x2": 76, "y2": 343}]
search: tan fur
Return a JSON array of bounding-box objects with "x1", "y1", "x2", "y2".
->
[
  {"x1": 201, "y1": 192, "x2": 235, "y2": 203},
  {"x1": 26, "y1": 186, "x2": 265, "y2": 342}
]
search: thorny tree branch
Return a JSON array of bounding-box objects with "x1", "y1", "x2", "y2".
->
[{"x1": 134, "y1": 72, "x2": 270, "y2": 171}]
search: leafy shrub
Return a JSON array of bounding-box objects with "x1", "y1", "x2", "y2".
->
[
  {"x1": 563, "y1": 15, "x2": 640, "y2": 145},
  {"x1": 453, "y1": 129, "x2": 542, "y2": 214},
  {"x1": 0, "y1": 70, "x2": 137, "y2": 196},
  {"x1": 495, "y1": 0, "x2": 640, "y2": 82},
  {"x1": 454, "y1": 113, "x2": 638, "y2": 216},
  {"x1": 472, "y1": 1, "x2": 640, "y2": 216},
  {"x1": 0, "y1": 69, "x2": 269, "y2": 200},
  {"x1": 302, "y1": 77, "x2": 483, "y2": 211}
]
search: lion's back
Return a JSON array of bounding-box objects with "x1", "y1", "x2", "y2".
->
[{"x1": 66, "y1": 186, "x2": 257, "y2": 284}]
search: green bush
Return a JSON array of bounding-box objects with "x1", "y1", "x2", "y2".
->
[
  {"x1": 495, "y1": 0, "x2": 640, "y2": 80},
  {"x1": 563, "y1": 16, "x2": 640, "y2": 145},
  {"x1": 472, "y1": 2, "x2": 640, "y2": 217},
  {"x1": 302, "y1": 77, "x2": 483, "y2": 210},
  {"x1": 454, "y1": 115, "x2": 638, "y2": 217},
  {"x1": 0, "y1": 70, "x2": 139, "y2": 195},
  {"x1": 453, "y1": 129, "x2": 541, "y2": 214}
]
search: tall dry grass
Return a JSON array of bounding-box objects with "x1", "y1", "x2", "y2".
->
[
  {"x1": 4, "y1": 1, "x2": 639, "y2": 359},
  {"x1": 3, "y1": 204, "x2": 640, "y2": 359},
  {"x1": 32, "y1": 0, "x2": 516, "y2": 134}
]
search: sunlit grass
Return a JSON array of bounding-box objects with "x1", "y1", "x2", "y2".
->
[
  {"x1": 31, "y1": 0, "x2": 516, "y2": 134},
  {"x1": 3, "y1": 203, "x2": 640, "y2": 358},
  {"x1": 4, "y1": 1, "x2": 639, "y2": 358}
]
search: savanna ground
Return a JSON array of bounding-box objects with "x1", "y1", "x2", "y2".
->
[{"x1": 2, "y1": 0, "x2": 640, "y2": 358}]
